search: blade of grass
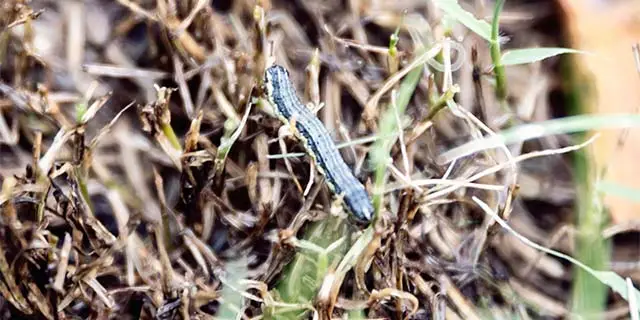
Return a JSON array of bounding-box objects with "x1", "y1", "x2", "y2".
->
[
  {"x1": 562, "y1": 51, "x2": 610, "y2": 317},
  {"x1": 214, "y1": 104, "x2": 252, "y2": 178},
  {"x1": 473, "y1": 196, "x2": 640, "y2": 310},
  {"x1": 370, "y1": 47, "x2": 426, "y2": 218},
  {"x1": 438, "y1": 113, "x2": 640, "y2": 163},
  {"x1": 490, "y1": 0, "x2": 507, "y2": 104},
  {"x1": 218, "y1": 258, "x2": 249, "y2": 319},
  {"x1": 267, "y1": 133, "x2": 398, "y2": 160},
  {"x1": 432, "y1": 0, "x2": 492, "y2": 41},
  {"x1": 274, "y1": 215, "x2": 349, "y2": 319},
  {"x1": 597, "y1": 181, "x2": 640, "y2": 202},
  {"x1": 571, "y1": 150, "x2": 611, "y2": 317},
  {"x1": 501, "y1": 48, "x2": 590, "y2": 66}
]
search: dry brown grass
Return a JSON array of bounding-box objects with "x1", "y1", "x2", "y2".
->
[{"x1": 0, "y1": 0, "x2": 633, "y2": 319}]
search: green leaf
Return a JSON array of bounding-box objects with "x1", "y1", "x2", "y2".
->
[
  {"x1": 590, "y1": 270, "x2": 640, "y2": 308},
  {"x1": 501, "y1": 48, "x2": 589, "y2": 66},
  {"x1": 597, "y1": 180, "x2": 640, "y2": 203},
  {"x1": 473, "y1": 196, "x2": 640, "y2": 316},
  {"x1": 439, "y1": 114, "x2": 640, "y2": 163},
  {"x1": 370, "y1": 52, "x2": 423, "y2": 217},
  {"x1": 218, "y1": 258, "x2": 249, "y2": 319},
  {"x1": 432, "y1": 0, "x2": 492, "y2": 41}
]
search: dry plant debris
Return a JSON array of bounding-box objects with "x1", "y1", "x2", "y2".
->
[{"x1": 0, "y1": 0, "x2": 635, "y2": 319}]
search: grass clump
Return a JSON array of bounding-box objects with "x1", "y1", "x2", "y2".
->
[{"x1": 0, "y1": 0, "x2": 639, "y2": 319}]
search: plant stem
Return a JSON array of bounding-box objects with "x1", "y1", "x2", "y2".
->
[
  {"x1": 490, "y1": 0, "x2": 507, "y2": 104},
  {"x1": 161, "y1": 122, "x2": 182, "y2": 150}
]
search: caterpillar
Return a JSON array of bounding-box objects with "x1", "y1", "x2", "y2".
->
[{"x1": 264, "y1": 64, "x2": 373, "y2": 224}]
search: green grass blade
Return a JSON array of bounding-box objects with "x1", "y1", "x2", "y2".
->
[
  {"x1": 473, "y1": 196, "x2": 640, "y2": 312},
  {"x1": 490, "y1": 0, "x2": 507, "y2": 104},
  {"x1": 432, "y1": 0, "x2": 492, "y2": 41},
  {"x1": 438, "y1": 114, "x2": 640, "y2": 163},
  {"x1": 501, "y1": 48, "x2": 590, "y2": 66},
  {"x1": 218, "y1": 258, "x2": 249, "y2": 319},
  {"x1": 597, "y1": 180, "x2": 640, "y2": 202},
  {"x1": 370, "y1": 58, "x2": 423, "y2": 217}
]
